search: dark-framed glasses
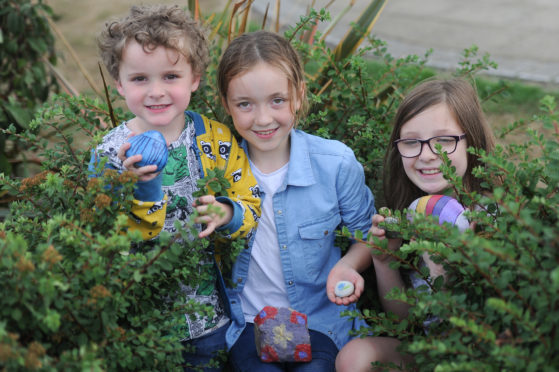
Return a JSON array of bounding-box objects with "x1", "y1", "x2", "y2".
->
[{"x1": 394, "y1": 134, "x2": 467, "y2": 158}]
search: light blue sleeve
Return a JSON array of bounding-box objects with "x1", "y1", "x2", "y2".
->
[
  {"x1": 336, "y1": 146, "x2": 376, "y2": 235},
  {"x1": 215, "y1": 196, "x2": 243, "y2": 234}
]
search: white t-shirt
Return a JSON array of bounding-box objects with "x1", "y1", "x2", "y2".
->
[{"x1": 239, "y1": 162, "x2": 290, "y2": 323}]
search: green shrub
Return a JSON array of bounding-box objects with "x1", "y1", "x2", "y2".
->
[
  {"x1": 0, "y1": 0, "x2": 58, "y2": 175},
  {"x1": 0, "y1": 93, "x2": 242, "y2": 370}
]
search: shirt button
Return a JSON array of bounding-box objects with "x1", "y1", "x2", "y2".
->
[
  {"x1": 288, "y1": 280, "x2": 293, "y2": 285},
  {"x1": 328, "y1": 331, "x2": 333, "y2": 335},
  {"x1": 237, "y1": 278, "x2": 243, "y2": 283},
  {"x1": 282, "y1": 245, "x2": 287, "y2": 250},
  {"x1": 324, "y1": 230, "x2": 328, "y2": 235},
  {"x1": 277, "y1": 210, "x2": 282, "y2": 215}
]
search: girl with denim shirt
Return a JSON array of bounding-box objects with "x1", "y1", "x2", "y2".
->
[{"x1": 217, "y1": 31, "x2": 376, "y2": 371}]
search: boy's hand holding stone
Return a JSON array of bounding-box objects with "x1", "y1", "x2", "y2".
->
[{"x1": 118, "y1": 131, "x2": 168, "y2": 182}]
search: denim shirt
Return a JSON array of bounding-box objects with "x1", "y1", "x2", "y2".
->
[{"x1": 225, "y1": 129, "x2": 376, "y2": 350}]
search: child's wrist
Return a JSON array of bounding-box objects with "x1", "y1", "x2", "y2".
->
[
  {"x1": 215, "y1": 197, "x2": 240, "y2": 233},
  {"x1": 134, "y1": 173, "x2": 163, "y2": 201}
]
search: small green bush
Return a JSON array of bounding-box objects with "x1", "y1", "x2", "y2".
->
[
  {"x1": 0, "y1": 0, "x2": 58, "y2": 175},
  {"x1": 0, "y1": 93, "x2": 243, "y2": 370}
]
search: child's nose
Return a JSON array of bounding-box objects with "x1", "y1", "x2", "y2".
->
[
  {"x1": 148, "y1": 82, "x2": 165, "y2": 98},
  {"x1": 255, "y1": 106, "x2": 273, "y2": 126},
  {"x1": 419, "y1": 142, "x2": 438, "y2": 160}
]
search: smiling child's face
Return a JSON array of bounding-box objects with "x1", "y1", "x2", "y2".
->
[{"x1": 399, "y1": 103, "x2": 468, "y2": 194}]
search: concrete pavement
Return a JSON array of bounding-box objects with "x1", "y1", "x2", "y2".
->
[{"x1": 250, "y1": 0, "x2": 559, "y2": 84}]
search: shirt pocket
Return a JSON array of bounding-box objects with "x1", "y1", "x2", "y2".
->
[{"x1": 297, "y1": 213, "x2": 341, "y2": 276}]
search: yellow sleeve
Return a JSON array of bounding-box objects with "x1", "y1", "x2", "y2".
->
[
  {"x1": 128, "y1": 195, "x2": 167, "y2": 240},
  {"x1": 197, "y1": 116, "x2": 261, "y2": 240}
]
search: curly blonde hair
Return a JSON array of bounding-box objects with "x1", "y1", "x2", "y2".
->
[{"x1": 98, "y1": 4, "x2": 209, "y2": 81}]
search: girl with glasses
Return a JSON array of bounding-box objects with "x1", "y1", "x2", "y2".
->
[
  {"x1": 335, "y1": 78, "x2": 496, "y2": 371},
  {"x1": 386, "y1": 78, "x2": 495, "y2": 210}
]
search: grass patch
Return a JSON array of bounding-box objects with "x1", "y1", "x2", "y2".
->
[
  {"x1": 362, "y1": 58, "x2": 559, "y2": 120},
  {"x1": 476, "y1": 77, "x2": 559, "y2": 117}
]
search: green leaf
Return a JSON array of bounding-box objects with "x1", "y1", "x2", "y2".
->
[
  {"x1": 2, "y1": 98, "x2": 33, "y2": 129},
  {"x1": 551, "y1": 267, "x2": 559, "y2": 289},
  {"x1": 334, "y1": 0, "x2": 387, "y2": 61},
  {"x1": 43, "y1": 309, "x2": 61, "y2": 332},
  {"x1": 133, "y1": 270, "x2": 142, "y2": 282}
]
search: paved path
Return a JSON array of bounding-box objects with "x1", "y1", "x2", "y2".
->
[{"x1": 251, "y1": 0, "x2": 559, "y2": 84}]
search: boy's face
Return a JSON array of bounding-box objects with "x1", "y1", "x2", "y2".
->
[{"x1": 116, "y1": 40, "x2": 200, "y2": 133}]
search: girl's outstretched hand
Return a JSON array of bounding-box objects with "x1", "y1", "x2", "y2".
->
[
  {"x1": 193, "y1": 195, "x2": 233, "y2": 238},
  {"x1": 326, "y1": 260, "x2": 364, "y2": 306}
]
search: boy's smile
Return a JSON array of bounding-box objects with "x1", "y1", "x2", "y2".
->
[{"x1": 116, "y1": 41, "x2": 200, "y2": 140}]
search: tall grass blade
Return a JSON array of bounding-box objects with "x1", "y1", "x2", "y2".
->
[
  {"x1": 98, "y1": 63, "x2": 117, "y2": 129},
  {"x1": 228, "y1": 0, "x2": 249, "y2": 42},
  {"x1": 238, "y1": 0, "x2": 254, "y2": 35},
  {"x1": 275, "y1": 0, "x2": 281, "y2": 33},
  {"x1": 187, "y1": 0, "x2": 200, "y2": 20},
  {"x1": 261, "y1": 3, "x2": 270, "y2": 29},
  {"x1": 320, "y1": 0, "x2": 355, "y2": 42},
  {"x1": 333, "y1": 0, "x2": 387, "y2": 61}
]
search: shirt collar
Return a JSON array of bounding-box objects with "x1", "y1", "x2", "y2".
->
[
  {"x1": 286, "y1": 129, "x2": 315, "y2": 187},
  {"x1": 241, "y1": 129, "x2": 316, "y2": 188}
]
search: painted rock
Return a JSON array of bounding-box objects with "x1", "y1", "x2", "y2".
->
[
  {"x1": 334, "y1": 281, "x2": 355, "y2": 297},
  {"x1": 125, "y1": 130, "x2": 168, "y2": 172},
  {"x1": 384, "y1": 216, "x2": 401, "y2": 239},
  {"x1": 253, "y1": 306, "x2": 311, "y2": 362},
  {"x1": 408, "y1": 195, "x2": 469, "y2": 232}
]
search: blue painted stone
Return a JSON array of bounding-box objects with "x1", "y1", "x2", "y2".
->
[
  {"x1": 125, "y1": 130, "x2": 168, "y2": 172},
  {"x1": 334, "y1": 281, "x2": 354, "y2": 297}
]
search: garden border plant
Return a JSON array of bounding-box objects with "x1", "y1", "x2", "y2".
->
[{"x1": 0, "y1": 0, "x2": 59, "y2": 176}]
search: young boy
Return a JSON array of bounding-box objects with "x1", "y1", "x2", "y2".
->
[{"x1": 90, "y1": 5, "x2": 260, "y2": 370}]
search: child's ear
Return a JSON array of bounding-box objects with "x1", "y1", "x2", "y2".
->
[
  {"x1": 191, "y1": 74, "x2": 201, "y2": 92},
  {"x1": 221, "y1": 96, "x2": 231, "y2": 115},
  {"x1": 294, "y1": 82, "x2": 306, "y2": 112},
  {"x1": 116, "y1": 79, "x2": 125, "y2": 96}
]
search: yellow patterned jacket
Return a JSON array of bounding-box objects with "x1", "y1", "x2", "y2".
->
[
  {"x1": 89, "y1": 111, "x2": 261, "y2": 340},
  {"x1": 90, "y1": 111, "x2": 261, "y2": 241}
]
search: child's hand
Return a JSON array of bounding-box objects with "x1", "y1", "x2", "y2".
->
[
  {"x1": 118, "y1": 141, "x2": 159, "y2": 182},
  {"x1": 326, "y1": 261, "x2": 364, "y2": 306},
  {"x1": 370, "y1": 213, "x2": 389, "y2": 239},
  {"x1": 193, "y1": 195, "x2": 233, "y2": 238},
  {"x1": 369, "y1": 214, "x2": 402, "y2": 262}
]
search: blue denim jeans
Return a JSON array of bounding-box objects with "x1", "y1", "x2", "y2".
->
[
  {"x1": 229, "y1": 323, "x2": 338, "y2": 372},
  {"x1": 181, "y1": 323, "x2": 229, "y2": 372}
]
